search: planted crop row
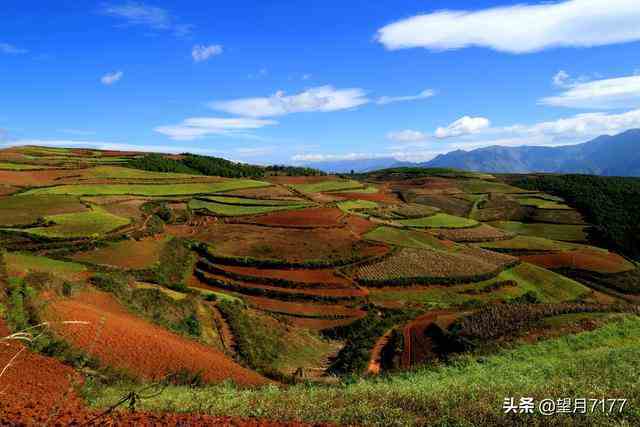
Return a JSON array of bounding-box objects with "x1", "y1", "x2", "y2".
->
[
  {"x1": 195, "y1": 242, "x2": 391, "y2": 269},
  {"x1": 194, "y1": 269, "x2": 361, "y2": 303},
  {"x1": 451, "y1": 303, "x2": 640, "y2": 340},
  {"x1": 196, "y1": 259, "x2": 345, "y2": 289}
]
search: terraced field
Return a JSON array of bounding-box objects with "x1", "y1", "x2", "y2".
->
[{"x1": 1, "y1": 146, "x2": 637, "y2": 425}]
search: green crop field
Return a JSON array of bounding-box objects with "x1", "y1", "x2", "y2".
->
[
  {"x1": 0, "y1": 194, "x2": 88, "y2": 226},
  {"x1": 397, "y1": 213, "x2": 479, "y2": 228},
  {"x1": 477, "y1": 235, "x2": 589, "y2": 252},
  {"x1": 0, "y1": 162, "x2": 49, "y2": 170},
  {"x1": 332, "y1": 185, "x2": 379, "y2": 194},
  {"x1": 6, "y1": 252, "x2": 87, "y2": 281},
  {"x1": 22, "y1": 180, "x2": 271, "y2": 196},
  {"x1": 458, "y1": 179, "x2": 528, "y2": 194},
  {"x1": 291, "y1": 179, "x2": 364, "y2": 193},
  {"x1": 189, "y1": 199, "x2": 308, "y2": 216},
  {"x1": 83, "y1": 165, "x2": 202, "y2": 179},
  {"x1": 515, "y1": 196, "x2": 572, "y2": 210},
  {"x1": 15, "y1": 205, "x2": 130, "y2": 238},
  {"x1": 337, "y1": 199, "x2": 379, "y2": 212},
  {"x1": 199, "y1": 195, "x2": 306, "y2": 206},
  {"x1": 364, "y1": 226, "x2": 448, "y2": 250},
  {"x1": 501, "y1": 262, "x2": 590, "y2": 302},
  {"x1": 489, "y1": 220, "x2": 588, "y2": 242}
]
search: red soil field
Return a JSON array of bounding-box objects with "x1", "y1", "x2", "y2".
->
[
  {"x1": 46, "y1": 290, "x2": 268, "y2": 386},
  {"x1": 221, "y1": 265, "x2": 352, "y2": 286},
  {"x1": 344, "y1": 214, "x2": 378, "y2": 235},
  {"x1": 401, "y1": 310, "x2": 458, "y2": 369},
  {"x1": 194, "y1": 223, "x2": 390, "y2": 263},
  {"x1": 100, "y1": 198, "x2": 148, "y2": 221},
  {"x1": 239, "y1": 207, "x2": 345, "y2": 228},
  {"x1": 198, "y1": 270, "x2": 367, "y2": 299},
  {"x1": 244, "y1": 295, "x2": 366, "y2": 318},
  {"x1": 72, "y1": 236, "x2": 166, "y2": 269},
  {"x1": 333, "y1": 188, "x2": 399, "y2": 204},
  {"x1": 0, "y1": 185, "x2": 19, "y2": 196},
  {"x1": 0, "y1": 169, "x2": 77, "y2": 186},
  {"x1": 521, "y1": 249, "x2": 635, "y2": 274}
]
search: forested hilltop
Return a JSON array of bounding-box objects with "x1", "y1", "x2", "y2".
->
[
  {"x1": 128, "y1": 153, "x2": 324, "y2": 178},
  {"x1": 507, "y1": 174, "x2": 640, "y2": 260}
]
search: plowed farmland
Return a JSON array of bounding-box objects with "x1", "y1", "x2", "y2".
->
[{"x1": 46, "y1": 290, "x2": 268, "y2": 386}]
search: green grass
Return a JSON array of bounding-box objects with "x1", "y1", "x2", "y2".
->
[
  {"x1": 477, "y1": 235, "x2": 590, "y2": 252},
  {"x1": 0, "y1": 194, "x2": 87, "y2": 226},
  {"x1": 397, "y1": 213, "x2": 479, "y2": 229},
  {"x1": 88, "y1": 316, "x2": 640, "y2": 426},
  {"x1": 135, "y1": 283, "x2": 187, "y2": 300},
  {"x1": 6, "y1": 252, "x2": 87, "y2": 281},
  {"x1": 22, "y1": 180, "x2": 270, "y2": 196},
  {"x1": 515, "y1": 197, "x2": 572, "y2": 210},
  {"x1": 500, "y1": 262, "x2": 590, "y2": 302},
  {"x1": 83, "y1": 165, "x2": 202, "y2": 179},
  {"x1": 0, "y1": 162, "x2": 48, "y2": 170},
  {"x1": 333, "y1": 185, "x2": 379, "y2": 194},
  {"x1": 337, "y1": 200, "x2": 379, "y2": 212},
  {"x1": 188, "y1": 199, "x2": 308, "y2": 216},
  {"x1": 458, "y1": 179, "x2": 528, "y2": 194},
  {"x1": 364, "y1": 226, "x2": 448, "y2": 250},
  {"x1": 291, "y1": 179, "x2": 364, "y2": 193},
  {"x1": 199, "y1": 195, "x2": 307, "y2": 206},
  {"x1": 489, "y1": 221, "x2": 588, "y2": 242},
  {"x1": 16, "y1": 205, "x2": 130, "y2": 238},
  {"x1": 190, "y1": 287, "x2": 242, "y2": 303}
]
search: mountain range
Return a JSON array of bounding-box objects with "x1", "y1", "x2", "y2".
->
[{"x1": 305, "y1": 129, "x2": 640, "y2": 176}]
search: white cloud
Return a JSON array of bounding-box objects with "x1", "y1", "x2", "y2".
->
[
  {"x1": 553, "y1": 70, "x2": 571, "y2": 87},
  {"x1": 154, "y1": 117, "x2": 277, "y2": 140},
  {"x1": 386, "y1": 129, "x2": 428, "y2": 143},
  {"x1": 101, "y1": 2, "x2": 193, "y2": 36},
  {"x1": 209, "y1": 86, "x2": 369, "y2": 118},
  {"x1": 435, "y1": 116, "x2": 490, "y2": 138},
  {"x1": 540, "y1": 74, "x2": 640, "y2": 109},
  {"x1": 192, "y1": 44, "x2": 223, "y2": 62},
  {"x1": 376, "y1": 0, "x2": 640, "y2": 54},
  {"x1": 101, "y1": 71, "x2": 124, "y2": 85},
  {"x1": 376, "y1": 89, "x2": 435, "y2": 105},
  {"x1": 0, "y1": 42, "x2": 27, "y2": 55}
]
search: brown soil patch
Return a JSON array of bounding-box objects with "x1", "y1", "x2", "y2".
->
[
  {"x1": 244, "y1": 295, "x2": 365, "y2": 318},
  {"x1": 430, "y1": 224, "x2": 514, "y2": 243},
  {"x1": 0, "y1": 169, "x2": 79, "y2": 186},
  {"x1": 221, "y1": 265, "x2": 352, "y2": 286},
  {"x1": 71, "y1": 236, "x2": 167, "y2": 269},
  {"x1": 194, "y1": 223, "x2": 389, "y2": 263},
  {"x1": 521, "y1": 249, "x2": 635, "y2": 274},
  {"x1": 46, "y1": 290, "x2": 268, "y2": 386},
  {"x1": 238, "y1": 207, "x2": 345, "y2": 228},
  {"x1": 100, "y1": 198, "x2": 147, "y2": 221},
  {"x1": 344, "y1": 215, "x2": 378, "y2": 235},
  {"x1": 401, "y1": 310, "x2": 459, "y2": 369},
  {"x1": 0, "y1": 185, "x2": 19, "y2": 196}
]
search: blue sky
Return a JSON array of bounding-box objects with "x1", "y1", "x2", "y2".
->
[{"x1": 2, "y1": 0, "x2": 640, "y2": 164}]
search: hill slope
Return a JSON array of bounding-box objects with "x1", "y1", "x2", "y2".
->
[{"x1": 423, "y1": 129, "x2": 640, "y2": 176}]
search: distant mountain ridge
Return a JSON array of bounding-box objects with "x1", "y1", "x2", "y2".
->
[{"x1": 421, "y1": 129, "x2": 640, "y2": 176}]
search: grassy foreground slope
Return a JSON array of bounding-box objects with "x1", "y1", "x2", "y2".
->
[{"x1": 89, "y1": 316, "x2": 640, "y2": 426}]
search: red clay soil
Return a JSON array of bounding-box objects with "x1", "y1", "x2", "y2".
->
[
  {"x1": 367, "y1": 328, "x2": 395, "y2": 375},
  {"x1": 0, "y1": 169, "x2": 77, "y2": 186},
  {"x1": 221, "y1": 265, "x2": 352, "y2": 286},
  {"x1": 244, "y1": 295, "x2": 366, "y2": 318},
  {"x1": 344, "y1": 215, "x2": 378, "y2": 235},
  {"x1": 401, "y1": 310, "x2": 459, "y2": 369},
  {"x1": 71, "y1": 236, "x2": 166, "y2": 270},
  {"x1": 521, "y1": 249, "x2": 635, "y2": 274},
  {"x1": 198, "y1": 270, "x2": 367, "y2": 299},
  {"x1": 46, "y1": 290, "x2": 268, "y2": 386},
  {"x1": 193, "y1": 223, "x2": 390, "y2": 263},
  {"x1": 239, "y1": 207, "x2": 345, "y2": 228}
]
